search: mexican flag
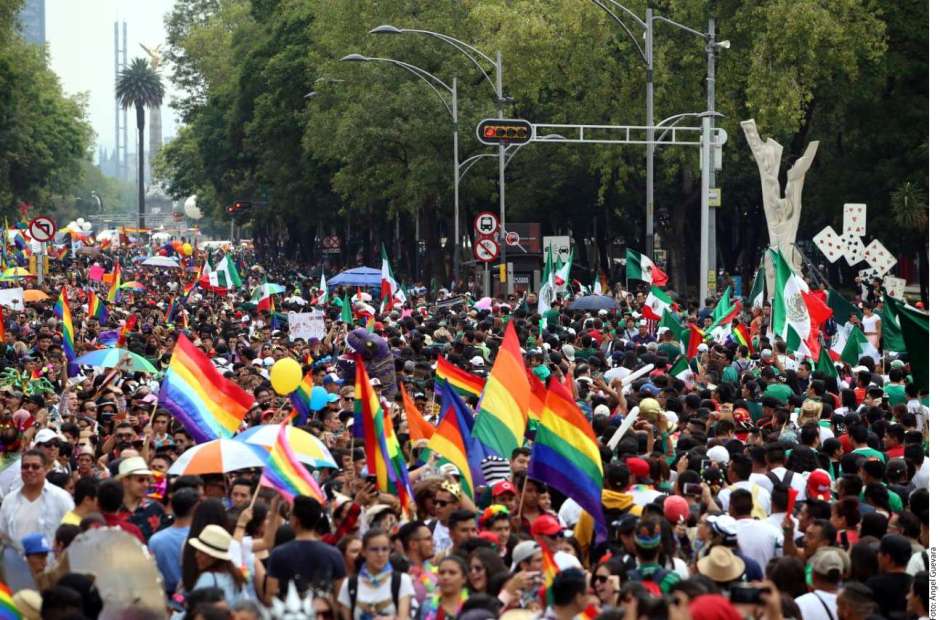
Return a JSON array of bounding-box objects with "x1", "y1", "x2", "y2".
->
[
  {"x1": 209, "y1": 254, "x2": 242, "y2": 290},
  {"x1": 669, "y1": 357, "x2": 694, "y2": 385},
  {"x1": 380, "y1": 245, "x2": 406, "y2": 308},
  {"x1": 879, "y1": 296, "x2": 906, "y2": 353},
  {"x1": 642, "y1": 286, "x2": 673, "y2": 321},
  {"x1": 626, "y1": 249, "x2": 669, "y2": 286},
  {"x1": 315, "y1": 271, "x2": 328, "y2": 306},
  {"x1": 815, "y1": 348, "x2": 838, "y2": 379},
  {"x1": 746, "y1": 264, "x2": 766, "y2": 310},
  {"x1": 710, "y1": 287, "x2": 742, "y2": 329},
  {"x1": 883, "y1": 296, "x2": 929, "y2": 391},
  {"x1": 771, "y1": 250, "x2": 829, "y2": 356},
  {"x1": 830, "y1": 323, "x2": 870, "y2": 366},
  {"x1": 592, "y1": 275, "x2": 603, "y2": 295}
]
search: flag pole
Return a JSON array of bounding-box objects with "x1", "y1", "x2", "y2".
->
[{"x1": 516, "y1": 473, "x2": 528, "y2": 519}]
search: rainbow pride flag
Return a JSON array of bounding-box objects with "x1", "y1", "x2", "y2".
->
[
  {"x1": 538, "y1": 536, "x2": 560, "y2": 605},
  {"x1": 158, "y1": 333, "x2": 254, "y2": 443},
  {"x1": 434, "y1": 356, "x2": 485, "y2": 400},
  {"x1": 289, "y1": 371, "x2": 314, "y2": 426},
  {"x1": 107, "y1": 262, "x2": 121, "y2": 303},
  {"x1": 529, "y1": 378, "x2": 607, "y2": 542},
  {"x1": 0, "y1": 581, "x2": 20, "y2": 619},
  {"x1": 429, "y1": 381, "x2": 485, "y2": 497},
  {"x1": 53, "y1": 288, "x2": 77, "y2": 376},
  {"x1": 261, "y1": 421, "x2": 326, "y2": 504},
  {"x1": 472, "y1": 320, "x2": 529, "y2": 458},
  {"x1": 165, "y1": 296, "x2": 179, "y2": 324},
  {"x1": 354, "y1": 356, "x2": 412, "y2": 510},
  {"x1": 87, "y1": 291, "x2": 108, "y2": 326}
]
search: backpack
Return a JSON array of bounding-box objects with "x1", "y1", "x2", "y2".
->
[
  {"x1": 767, "y1": 470, "x2": 794, "y2": 490},
  {"x1": 627, "y1": 566, "x2": 669, "y2": 597},
  {"x1": 347, "y1": 571, "x2": 403, "y2": 615},
  {"x1": 601, "y1": 502, "x2": 635, "y2": 538}
]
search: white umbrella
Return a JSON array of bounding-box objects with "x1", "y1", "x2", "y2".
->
[
  {"x1": 142, "y1": 256, "x2": 180, "y2": 268},
  {"x1": 283, "y1": 295, "x2": 308, "y2": 305}
]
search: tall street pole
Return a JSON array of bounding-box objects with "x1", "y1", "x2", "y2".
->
[
  {"x1": 699, "y1": 97, "x2": 712, "y2": 308},
  {"x1": 645, "y1": 6, "x2": 655, "y2": 259},
  {"x1": 496, "y1": 51, "x2": 507, "y2": 296},
  {"x1": 706, "y1": 16, "x2": 717, "y2": 299},
  {"x1": 452, "y1": 77, "x2": 460, "y2": 284}
]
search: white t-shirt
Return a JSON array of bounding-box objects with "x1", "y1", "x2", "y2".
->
[
  {"x1": 768, "y1": 466, "x2": 807, "y2": 501},
  {"x1": 432, "y1": 520, "x2": 452, "y2": 554},
  {"x1": 338, "y1": 572, "x2": 415, "y2": 620},
  {"x1": 734, "y1": 518, "x2": 782, "y2": 572},
  {"x1": 796, "y1": 590, "x2": 838, "y2": 620},
  {"x1": 558, "y1": 498, "x2": 583, "y2": 528},
  {"x1": 717, "y1": 481, "x2": 772, "y2": 516},
  {"x1": 749, "y1": 473, "x2": 774, "y2": 495}
]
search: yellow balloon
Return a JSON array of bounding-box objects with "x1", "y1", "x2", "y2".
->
[
  {"x1": 270, "y1": 358, "x2": 303, "y2": 395},
  {"x1": 182, "y1": 242, "x2": 193, "y2": 256}
]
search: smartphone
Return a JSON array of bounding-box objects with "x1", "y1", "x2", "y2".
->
[
  {"x1": 699, "y1": 458, "x2": 711, "y2": 474},
  {"x1": 729, "y1": 586, "x2": 769, "y2": 605},
  {"x1": 365, "y1": 474, "x2": 378, "y2": 486},
  {"x1": 683, "y1": 482, "x2": 703, "y2": 496}
]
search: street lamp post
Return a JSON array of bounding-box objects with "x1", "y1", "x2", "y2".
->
[
  {"x1": 371, "y1": 26, "x2": 510, "y2": 294},
  {"x1": 340, "y1": 54, "x2": 460, "y2": 280}
]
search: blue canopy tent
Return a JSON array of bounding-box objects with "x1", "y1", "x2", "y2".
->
[{"x1": 327, "y1": 266, "x2": 382, "y2": 288}]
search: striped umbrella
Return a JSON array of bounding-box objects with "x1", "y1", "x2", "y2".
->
[
  {"x1": 167, "y1": 439, "x2": 268, "y2": 476},
  {"x1": 74, "y1": 347, "x2": 158, "y2": 374},
  {"x1": 235, "y1": 424, "x2": 337, "y2": 469}
]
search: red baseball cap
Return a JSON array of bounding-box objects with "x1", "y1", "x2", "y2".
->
[
  {"x1": 531, "y1": 514, "x2": 563, "y2": 536},
  {"x1": 626, "y1": 457, "x2": 650, "y2": 481},
  {"x1": 663, "y1": 495, "x2": 690, "y2": 525},
  {"x1": 492, "y1": 480, "x2": 517, "y2": 498},
  {"x1": 806, "y1": 469, "x2": 832, "y2": 501}
]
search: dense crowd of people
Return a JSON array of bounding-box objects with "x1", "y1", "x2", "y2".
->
[{"x1": 0, "y1": 240, "x2": 930, "y2": 620}]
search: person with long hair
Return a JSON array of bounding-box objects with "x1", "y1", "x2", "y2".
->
[
  {"x1": 467, "y1": 547, "x2": 506, "y2": 596},
  {"x1": 419, "y1": 555, "x2": 469, "y2": 620},
  {"x1": 832, "y1": 496, "x2": 862, "y2": 548},
  {"x1": 338, "y1": 535, "x2": 363, "y2": 578},
  {"x1": 180, "y1": 498, "x2": 231, "y2": 595},
  {"x1": 338, "y1": 528, "x2": 414, "y2": 620},
  {"x1": 186, "y1": 524, "x2": 248, "y2": 606}
]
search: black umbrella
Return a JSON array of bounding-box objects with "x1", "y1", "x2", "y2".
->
[{"x1": 568, "y1": 295, "x2": 618, "y2": 311}]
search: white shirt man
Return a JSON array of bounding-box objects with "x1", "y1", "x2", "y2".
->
[
  {"x1": 0, "y1": 451, "x2": 73, "y2": 551},
  {"x1": 717, "y1": 482, "x2": 772, "y2": 517},
  {"x1": 768, "y1": 466, "x2": 807, "y2": 501}
]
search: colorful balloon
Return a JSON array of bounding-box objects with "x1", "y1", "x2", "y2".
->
[{"x1": 270, "y1": 358, "x2": 302, "y2": 395}]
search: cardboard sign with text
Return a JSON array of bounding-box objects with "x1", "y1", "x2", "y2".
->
[{"x1": 288, "y1": 309, "x2": 325, "y2": 341}]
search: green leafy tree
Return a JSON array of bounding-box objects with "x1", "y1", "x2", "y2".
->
[{"x1": 116, "y1": 57, "x2": 165, "y2": 228}]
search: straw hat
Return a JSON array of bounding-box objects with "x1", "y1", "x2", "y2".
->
[
  {"x1": 116, "y1": 456, "x2": 154, "y2": 479},
  {"x1": 188, "y1": 524, "x2": 234, "y2": 562},
  {"x1": 696, "y1": 545, "x2": 745, "y2": 583},
  {"x1": 12, "y1": 589, "x2": 42, "y2": 620}
]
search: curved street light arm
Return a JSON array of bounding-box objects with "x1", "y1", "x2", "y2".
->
[
  {"x1": 651, "y1": 15, "x2": 707, "y2": 40},
  {"x1": 344, "y1": 54, "x2": 456, "y2": 121},
  {"x1": 593, "y1": 0, "x2": 646, "y2": 29},
  {"x1": 591, "y1": 0, "x2": 647, "y2": 64},
  {"x1": 399, "y1": 28, "x2": 500, "y2": 97}
]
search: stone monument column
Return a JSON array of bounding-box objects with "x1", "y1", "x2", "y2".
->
[{"x1": 140, "y1": 44, "x2": 163, "y2": 184}]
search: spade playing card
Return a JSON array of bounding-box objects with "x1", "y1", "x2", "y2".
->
[
  {"x1": 843, "y1": 203, "x2": 867, "y2": 237},
  {"x1": 858, "y1": 267, "x2": 880, "y2": 283},
  {"x1": 813, "y1": 226, "x2": 844, "y2": 263},
  {"x1": 864, "y1": 239, "x2": 897, "y2": 275},
  {"x1": 842, "y1": 234, "x2": 865, "y2": 266}
]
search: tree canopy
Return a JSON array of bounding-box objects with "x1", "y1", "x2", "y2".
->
[{"x1": 157, "y1": 0, "x2": 926, "y2": 294}]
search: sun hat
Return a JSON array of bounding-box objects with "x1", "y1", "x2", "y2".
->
[
  {"x1": 115, "y1": 456, "x2": 154, "y2": 479},
  {"x1": 696, "y1": 545, "x2": 745, "y2": 583},
  {"x1": 188, "y1": 524, "x2": 234, "y2": 562},
  {"x1": 11, "y1": 590, "x2": 41, "y2": 620}
]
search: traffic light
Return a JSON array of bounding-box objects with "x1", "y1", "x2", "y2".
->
[
  {"x1": 227, "y1": 201, "x2": 252, "y2": 215},
  {"x1": 476, "y1": 119, "x2": 533, "y2": 145}
]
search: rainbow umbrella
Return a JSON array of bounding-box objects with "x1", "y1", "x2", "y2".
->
[
  {"x1": 1, "y1": 267, "x2": 31, "y2": 278},
  {"x1": 235, "y1": 424, "x2": 337, "y2": 469},
  {"x1": 119, "y1": 281, "x2": 147, "y2": 292},
  {"x1": 168, "y1": 439, "x2": 267, "y2": 475},
  {"x1": 74, "y1": 347, "x2": 158, "y2": 374}
]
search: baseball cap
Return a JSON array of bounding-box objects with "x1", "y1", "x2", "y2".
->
[
  {"x1": 470, "y1": 356, "x2": 485, "y2": 367},
  {"x1": 492, "y1": 480, "x2": 517, "y2": 497},
  {"x1": 705, "y1": 514, "x2": 738, "y2": 540},
  {"x1": 21, "y1": 533, "x2": 51, "y2": 556},
  {"x1": 811, "y1": 547, "x2": 848, "y2": 578},
  {"x1": 706, "y1": 445, "x2": 731, "y2": 466},
  {"x1": 626, "y1": 457, "x2": 650, "y2": 481},
  {"x1": 32, "y1": 428, "x2": 60, "y2": 446},
  {"x1": 510, "y1": 540, "x2": 540, "y2": 571},
  {"x1": 639, "y1": 382, "x2": 661, "y2": 396},
  {"x1": 663, "y1": 495, "x2": 690, "y2": 525},
  {"x1": 531, "y1": 514, "x2": 563, "y2": 536},
  {"x1": 439, "y1": 463, "x2": 461, "y2": 478},
  {"x1": 806, "y1": 469, "x2": 832, "y2": 501},
  {"x1": 594, "y1": 404, "x2": 611, "y2": 417}
]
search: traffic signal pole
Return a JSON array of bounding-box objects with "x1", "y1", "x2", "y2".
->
[
  {"x1": 452, "y1": 77, "x2": 461, "y2": 285},
  {"x1": 496, "y1": 51, "x2": 507, "y2": 297}
]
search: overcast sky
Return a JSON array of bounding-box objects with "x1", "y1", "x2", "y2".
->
[{"x1": 46, "y1": 0, "x2": 182, "y2": 157}]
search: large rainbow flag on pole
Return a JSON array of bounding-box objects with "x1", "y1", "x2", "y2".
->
[
  {"x1": 158, "y1": 333, "x2": 254, "y2": 443},
  {"x1": 434, "y1": 356, "x2": 485, "y2": 400},
  {"x1": 106, "y1": 261, "x2": 121, "y2": 303},
  {"x1": 528, "y1": 378, "x2": 607, "y2": 542},
  {"x1": 354, "y1": 356, "x2": 412, "y2": 510},
  {"x1": 289, "y1": 371, "x2": 314, "y2": 426},
  {"x1": 471, "y1": 320, "x2": 529, "y2": 458},
  {"x1": 260, "y1": 421, "x2": 326, "y2": 504},
  {"x1": 429, "y1": 381, "x2": 485, "y2": 498},
  {"x1": 87, "y1": 290, "x2": 108, "y2": 326},
  {"x1": 52, "y1": 288, "x2": 77, "y2": 376}
]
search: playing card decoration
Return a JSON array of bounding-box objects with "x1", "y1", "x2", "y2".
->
[
  {"x1": 813, "y1": 202, "x2": 895, "y2": 276},
  {"x1": 884, "y1": 276, "x2": 906, "y2": 299}
]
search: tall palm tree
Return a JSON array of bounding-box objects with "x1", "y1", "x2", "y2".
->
[{"x1": 116, "y1": 58, "x2": 164, "y2": 229}]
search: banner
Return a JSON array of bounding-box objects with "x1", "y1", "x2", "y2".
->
[{"x1": 288, "y1": 310, "x2": 325, "y2": 341}]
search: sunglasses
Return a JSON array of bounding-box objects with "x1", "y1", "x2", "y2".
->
[
  {"x1": 21, "y1": 463, "x2": 43, "y2": 471},
  {"x1": 593, "y1": 575, "x2": 609, "y2": 584}
]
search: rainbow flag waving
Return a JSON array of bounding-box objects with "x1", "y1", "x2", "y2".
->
[
  {"x1": 261, "y1": 421, "x2": 326, "y2": 504},
  {"x1": 289, "y1": 371, "x2": 314, "y2": 426},
  {"x1": 53, "y1": 288, "x2": 78, "y2": 377},
  {"x1": 0, "y1": 581, "x2": 21, "y2": 619},
  {"x1": 429, "y1": 381, "x2": 486, "y2": 498},
  {"x1": 107, "y1": 261, "x2": 121, "y2": 303},
  {"x1": 472, "y1": 320, "x2": 529, "y2": 458},
  {"x1": 528, "y1": 378, "x2": 607, "y2": 542},
  {"x1": 158, "y1": 333, "x2": 254, "y2": 443},
  {"x1": 354, "y1": 356, "x2": 412, "y2": 510},
  {"x1": 87, "y1": 291, "x2": 108, "y2": 326},
  {"x1": 434, "y1": 356, "x2": 485, "y2": 400},
  {"x1": 538, "y1": 537, "x2": 560, "y2": 605}
]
